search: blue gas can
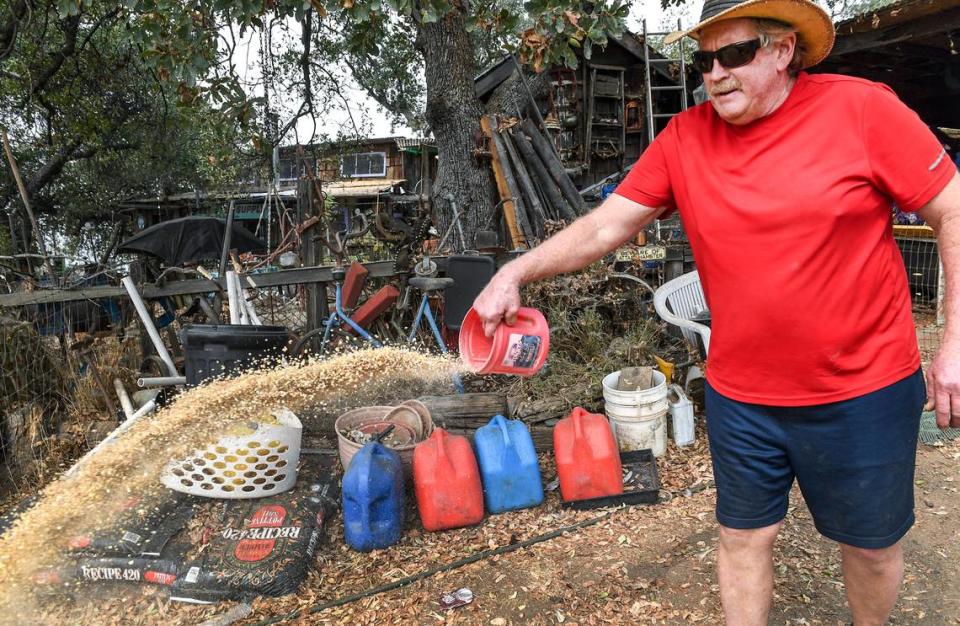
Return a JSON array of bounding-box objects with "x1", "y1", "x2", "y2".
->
[
  {"x1": 342, "y1": 442, "x2": 404, "y2": 551},
  {"x1": 474, "y1": 414, "x2": 544, "y2": 513}
]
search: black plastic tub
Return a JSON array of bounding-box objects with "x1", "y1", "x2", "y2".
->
[
  {"x1": 180, "y1": 324, "x2": 290, "y2": 386},
  {"x1": 561, "y1": 449, "x2": 661, "y2": 510}
]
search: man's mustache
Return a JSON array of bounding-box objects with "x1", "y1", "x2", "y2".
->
[{"x1": 710, "y1": 79, "x2": 740, "y2": 95}]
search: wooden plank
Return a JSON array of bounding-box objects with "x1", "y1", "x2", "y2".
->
[
  {"x1": 418, "y1": 392, "x2": 508, "y2": 426},
  {"x1": 488, "y1": 116, "x2": 537, "y2": 243},
  {"x1": 1, "y1": 251, "x2": 531, "y2": 309},
  {"x1": 893, "y1": 224, "x2": 937, "y2": 240},
  {"x1": 829, "y1": 6, "x2": 960, "y2": 57},
  {"x1": 1, "y1": 260, "x2": 405, "y2": 307},
  {"x1": 520, "y1": 118, "x2": 586, "y2": 216},
  {"x1": 510, "y1": 128, "x2": 578, "y2": 221},
  {"x1": 510, "y1": 383, "x2": 600, "y2": 424},
  {"x1": 481, "y1": 115, "x2": 526, "y2": 249},
  {"x1": 500, "y1": 122, "x2": 549, "y2": 228}
]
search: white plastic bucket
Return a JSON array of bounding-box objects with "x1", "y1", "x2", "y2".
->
[
  {"x1": 601, "y1": 370, "x2": 669, "y2": 417},
  {"x1": 606, "y1": 404, "x2": 667, "y2": 457}
]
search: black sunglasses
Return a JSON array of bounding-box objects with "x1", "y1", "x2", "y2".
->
[{"x1": 692, "y1": 39, "x2": 763, "y2": 73}]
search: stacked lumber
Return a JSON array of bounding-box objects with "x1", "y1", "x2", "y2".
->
[{"x1": 482, "y1": 114, "x2": 586, "y2": 249}]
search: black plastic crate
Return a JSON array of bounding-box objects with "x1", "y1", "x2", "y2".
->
[
  {"x1": 180, "y1": 324, "x2": 290, "y2": 386},
  {"x1": 561, "y1": 449, "x2": 660, "y2": 510}
]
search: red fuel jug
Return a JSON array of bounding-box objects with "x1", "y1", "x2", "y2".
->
[
  {"x1": 554, "y1": 407, "x2": 623, "y2": 502},
  {"x1": 413, "y1": 428, "x2": 484, "y2": 531}
]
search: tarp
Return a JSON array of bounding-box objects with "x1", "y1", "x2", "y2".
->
[{"x1": 117, "y1": 217, "x2": 267, "y2": 266}]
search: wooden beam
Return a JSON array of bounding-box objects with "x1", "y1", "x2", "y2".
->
[
  {"x1": 510, "y1": 128, "x2": 578, "y2": 221},
  {"x1": 480, "y1": 115, "x2": 526, "y2": 249},
  {"x1": 1, "y1": 260, "x2": 406, "y2": 307},
  {"x1": 829, "y1": 6, "x2": 960, "y2": 57},
  {"x1": 0, "y1": 253, "x2": 527, "y2": 308},
  {"x1": 488, "y1": 116, "x2": 536, "y2": 244}
]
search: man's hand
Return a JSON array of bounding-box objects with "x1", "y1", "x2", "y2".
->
[
  {"x1": 925, "y1": 337, "x2": 960, "y2": 428},
  {"x1": 472, "y1": 267, "x2": 522, "y2": 338}
]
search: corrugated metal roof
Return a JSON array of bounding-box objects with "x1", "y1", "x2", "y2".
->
[
  {"x1": 395, "y1": 137, "x2": 435, "y2": 149},
  {"x1": 323, "y1": 179, "x2": 405, "y2": 198}
]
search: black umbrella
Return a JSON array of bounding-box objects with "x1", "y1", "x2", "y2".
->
[{"x1": 118, "y1": 217, "x2": 267, "y2": 266}]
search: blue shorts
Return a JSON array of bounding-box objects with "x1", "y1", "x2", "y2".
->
[{"x1": 705, "y1": 369, "x2": 925, "y2": 549}]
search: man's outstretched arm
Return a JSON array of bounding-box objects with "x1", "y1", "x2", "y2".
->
[{"x1": 472, "y1": 193, "x2": 665, "y2": 336}]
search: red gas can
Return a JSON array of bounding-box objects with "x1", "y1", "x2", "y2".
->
[
  {"x1": 554, "y1": 407, "x2": 623, "y2": 502},
  {"x1": 413, "y1": 428, "x2": 484, "y2": 531}
]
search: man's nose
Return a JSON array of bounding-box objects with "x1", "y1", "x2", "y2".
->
[{"x1": 705, "y1": 57, "x2": 729, "y2": 82}]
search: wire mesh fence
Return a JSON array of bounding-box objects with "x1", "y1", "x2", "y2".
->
[
  {"x1": 896, "y1": 231, "x2": 944, "y2": 365},
  {"x1": 250, "y1": 286, "x2": 309, "y2": 332},
  {"x1": 0, "y1": 230, "x2": 947, "y2": 498}
]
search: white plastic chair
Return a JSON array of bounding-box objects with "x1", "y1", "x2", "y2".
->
[{"x1": 653, "y1": 270, "x2": 710, "y2": 389}]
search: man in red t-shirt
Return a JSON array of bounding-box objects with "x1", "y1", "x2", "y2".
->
[{"x1": 473, "y1": 0, "x2": 960, "y2": 623}]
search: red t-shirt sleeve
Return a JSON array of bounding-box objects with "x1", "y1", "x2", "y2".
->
[
  {"x1": 862, "y1": 84, "x2": 955, "y2": 212},
  {"x1": 613, "y1": 123, "x2": 676, "y2": 211}
]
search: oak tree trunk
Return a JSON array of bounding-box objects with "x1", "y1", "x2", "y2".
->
[{"x1": 421, "y1": 10, "x2": 497, "y2": 252}]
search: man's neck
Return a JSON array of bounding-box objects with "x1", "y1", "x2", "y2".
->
[{"x1": 762, "y1": 74, "x2": 798, "y2": 119}]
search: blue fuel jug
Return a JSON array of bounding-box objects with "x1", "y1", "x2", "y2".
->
[
  {"x1": 474, "y1": 414, "x2": 544, "y2": 513},
  {"x1": 342, "y1": 442, "x2": 404, "y2": 551}
]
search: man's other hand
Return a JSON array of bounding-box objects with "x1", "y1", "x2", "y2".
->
[{"x1": 925, "y1": 337, "x2": 960, "y2": 428}]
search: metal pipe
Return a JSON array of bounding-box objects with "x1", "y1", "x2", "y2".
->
[
  {"x1": 131, "y1": 399, "x2": 157, "y2": 419},
  {"x1": 197, "y1": 295, "x2": 219, "y2": 323},
  {"x1": 113, "y1": 378, "x2": 135, "y2": 420},
  {"x1": 218, "y1": 202, "x2": 235, "y2": 284},
  {"x1": 137, "y1": 375, "x2": 186, "y2": 388},
  {"x1": 226, "y1": 270, "x2": 241, "y2": 324},
  {"x1": 235, "y1": 272, "x2": 262, "y2": 325},
  {"x1": 122, "y1": 276, "x2": 179, "y2": 377},
  {"x1": 65, "y1": 399, "x2": 157, "y2": 479},
  {"x1": 240, "y1": 281, "x2": 262, "y2": 325}
]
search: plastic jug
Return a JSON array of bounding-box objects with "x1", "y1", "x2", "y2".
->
[
  {"x1": 342, "y1": 442, "x2": 404, "y2": 551},
  {"x1": 553, "y1": 407, "x2": 623, "y2": 502},
  {"x1": 413, "y1": 429, "x2": 484, "y2": 531},
  {"x1": 475, "y1": 415, "x2": 544, "y2": 513},
  {"x1": 668, "y1": 384, "x2": 696, "y2": 447},
  {"x1": 459, "y1": 307, "x2": 550, "y2": 376}
]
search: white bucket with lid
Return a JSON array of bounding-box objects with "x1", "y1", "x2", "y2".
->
[
  {"x1": 601, "y1": 370, "x2": 669, "y2": 417},
  {"x1": 602, "y1": 368, "x2": 669, "y2": 457},
  {"x1": 606, "y1": 404, "x2": 667, "y2": 457}
]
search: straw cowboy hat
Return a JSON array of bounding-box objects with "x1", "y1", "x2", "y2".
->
[{"x1": 664, "y1": 0, "x2": 836, "y2": 69}]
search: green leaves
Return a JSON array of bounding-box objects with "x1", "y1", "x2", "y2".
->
[
  {"x1": 54, "y1": 0, "x2": 93, "y2": 18},
  {"x1": 515, "y1": 0, "x2": 626, "y2": 72}
]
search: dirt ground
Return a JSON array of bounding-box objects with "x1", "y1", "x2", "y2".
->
[
  {"x1": 38, "y1": 429, "x2": 960, "y2": 626},
  {"x1": 274, "y1": 441, "x2": 960, "y2": 626}
]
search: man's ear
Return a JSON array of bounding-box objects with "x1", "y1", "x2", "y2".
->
[{"x1": 775, "y1": 32, "x2": 797, "y2": 72}]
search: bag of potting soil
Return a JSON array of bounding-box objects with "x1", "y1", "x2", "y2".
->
[
  {"x1": 64, "y1": 491, "x2": 193, "y2": 558},
  {"x1": 30, "y1": 452, "x2": 339, "y2": 603},
  {"x1": 170, "y1": 456, "x2": 339, "y2": 603}
]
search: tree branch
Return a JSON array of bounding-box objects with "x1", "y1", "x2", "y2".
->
[{"x1": 0, "y1": 0, "x2": 30, "y2": 62}]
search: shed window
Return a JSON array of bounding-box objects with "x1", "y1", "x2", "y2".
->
[
  {"x1": 340, "y1": 152, "x2": 387, "y2": 178},
  {"x1": 278, "y1": 158, "x2": 316, "y2": 183}
]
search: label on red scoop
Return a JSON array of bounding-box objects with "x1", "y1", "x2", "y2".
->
[{"x1": 502, "y1": 333, "x2": 540, "y2": 369}]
